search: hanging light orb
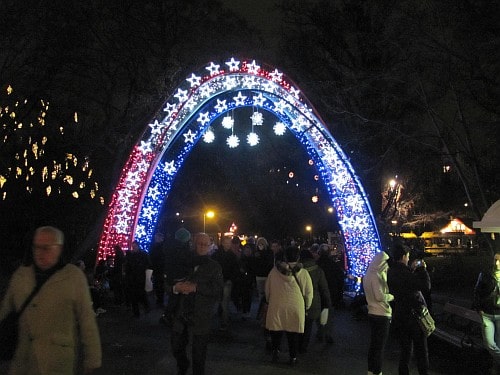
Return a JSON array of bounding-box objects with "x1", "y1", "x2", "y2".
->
[
  {"x1": 221, "y1": 115, "x2": 234, "y2": 129},
  {"x1": 250, "y1": 111, "x2": 263, "y2": 126},
  {"x1": 273, "y1": 121, "x2": 286, "y2": 135},
  {"x1": 203, "y1": 127, "x2": 215, "y2": 143},
  {"x1": 247, "y1": 132, "x2": 259, "y2": 146},
  {"x1": 311, "y1": 195, "x2": 319, "y2": 203},
  {"x1": 226, "y1": 134, "x2": 239, "y2": 148}
]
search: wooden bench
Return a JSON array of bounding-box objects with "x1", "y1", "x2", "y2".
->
[{"x1": 432, "y1": 302, "x2": 484, "y2": 350}]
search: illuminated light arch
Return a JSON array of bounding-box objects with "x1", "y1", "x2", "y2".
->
[{"x1": 96, "y1": 57, "x2": 381, "y2": 278}]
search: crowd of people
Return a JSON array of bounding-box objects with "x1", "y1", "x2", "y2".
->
[{"x1": 1, "y1": 225, "x2": 500, "y2": 375}]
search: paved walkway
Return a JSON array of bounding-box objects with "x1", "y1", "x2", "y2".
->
[
  {"x1": 90, "y1": 294, "x2": 490, "y2": 375},
  {"x1": 0, "y1": 290, "x2": 492, "y2": 374}
]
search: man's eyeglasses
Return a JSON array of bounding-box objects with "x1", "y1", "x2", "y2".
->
[{"x1": 32, "y1": 244, "x2": 61, "y2": 251}]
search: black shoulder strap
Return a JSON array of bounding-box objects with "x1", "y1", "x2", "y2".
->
[
  {"x1": 17, "y1": 271, "x2": 55, "y2": 317},
  {"x1": 288, "y1": 264, "x2": 305, "y2": 299}
]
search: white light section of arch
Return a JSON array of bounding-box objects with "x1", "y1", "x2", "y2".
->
[{"x1": 96, "y1": 58, "x2": 381, "y2": 278}]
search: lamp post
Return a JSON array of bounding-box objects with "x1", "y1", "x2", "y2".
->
[
  {"x1": 305, "y1": 225, "x2": 312, "y2": 240},
  {"x1": 203, "y1": 210, "x2": 215, "y2": 232}
]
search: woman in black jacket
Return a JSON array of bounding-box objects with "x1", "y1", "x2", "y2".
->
[
  {"x1": 387, "y1": 244, "x2": 431, "y2": 375},
  {"x1": 473, "y1": 252, "x2": 500, "y2": 371},
  {"x1": 299, "y1": 249, "x2": 332, "y2": 352}
]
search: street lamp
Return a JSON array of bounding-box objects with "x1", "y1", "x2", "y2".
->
[
  {"x1": 203, "y1": 210, "x2": 215, "y2": 232},
  {"x1": 305, "y1": 225, "x2": 312, "y2": 240}
]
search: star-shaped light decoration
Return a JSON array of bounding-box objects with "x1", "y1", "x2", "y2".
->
[
  {"x1": 135, "y1": 224, "x2": 147, "y2": 238},
  {"x1": 206, "y1": 62, "x2": 220, "y2": 75},
  {"x1": 226, "y1": 134, "x2": 239, "y2": 148},
  {"x1": 199, "y1": 84, "x2": 212, "y2": 98},
  {"x1": 214, "y1": 99, "x2": 228, "y2": 113},
  {"x1": 186, "y1": 73, "x2": 201, "y2": 87},
  {"x1": 262, "y1": 80, "x2": 276, "y2": 92},
  {"x1": 148, "y1": 120, "x2": 163, "y2": 137},
  {"x1": 163, "y1": 103, "x2": 177, "y2": 118},
  {"x1": 247, "y1": 132, "x2": 259, "y2": 146},
  {"x1": 247, "y1": 60, "x2": 260, "y2": 74},
  {"x1": 197, "y1": 111, "x2": 210, "y2": 126},
  {"x1": 136, "y1": 159, "x2": 150, "y2": 174},
  {"x1": 273, "y1": 121, "x2": 286, "y2": 135},
  {"x1": 233, "y1": 92, "x2": 247, "y2": 106},
  {"x1": 289, "y1": 86, "x2": 301, "y2": 99},
  {"x1": 273, "y1": 99, "x2": 290, "y2": 114},
  {"x1": 142, "y1": 206, "x2": 156, "y2": 221},
  {"x1": 184, "y1": 98, "x2": 197, "y2": 112},
  {"x1": 116, "y1": 189, "x2": 133, "y2": 204},
  {"x1": 174, "y1": 88, "x2": 188, "y2": 103},
  {"x1": 250, "y1": 111, "x2": 263, "y2": 126},
  {"x1": 115, "y1": 219, "x2": 130, "y2": 234},
  {"x1": 224, "y1": 77, "x2": 238, "y2": 90},
  {"x1": 269, "y1": 69, "x2": 283, "y2": 82},
  {"x1": 137, "y1": 140, "x2": 153, "y2": 155},
  {"x1": 163, "y1": 160, "x2": 176, "y2": 175},
  {"x1": 242, "y1": 76, "x2": 257, "y2": 88},
  {"x1": 225, "y1": 57, "x2": 240, "y2": 72},
  {"x1": 252, "y1": 93, "x2": 266, "y2": 107},
  {"x1": 203, "y1": 127, "x2": 215, "y2": 143},
  {"x1": 221, "y1": 115, "x2": 234, "y2": 129},
  {"x1": 115, "y1": 212, "x2": 130, "y2": 228},
  {"x1": 291, "y1": 115, "x2": 309, "y2": 132},
  {"x1": 183, "y1": 129, "x2": 196, "y2": 143},
  {"x1": 148, "y1": 184, "x2": 161, "y2": 200}
]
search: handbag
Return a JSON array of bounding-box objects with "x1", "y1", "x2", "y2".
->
[
  {"x1": 0, "y1": 311, "x2": 20, "y2": 360},
  {"x1": 145, "y1": 269, "x2": 153, "y2": 292},
  {"x1": 0, "y1": 276, "x2": 52, "y2": 360},
  {"x1": 412, "y1": 305, "x2": 435, "y2": 337}
]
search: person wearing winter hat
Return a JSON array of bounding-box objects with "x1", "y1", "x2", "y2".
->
[
  {"x1": 175, "y1": 227, "x2": 192, "y2": 244},
  {"x1": 363, "y1": 251, "x2": 393, "y2": 375}
]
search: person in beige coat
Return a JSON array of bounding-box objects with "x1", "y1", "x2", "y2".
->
[
  {"x1": 0, "y1": 226, "x2": 102, "y2": 374},
  {"x1": 265, "y1": 245, "x2": 313, "y2": 366}
]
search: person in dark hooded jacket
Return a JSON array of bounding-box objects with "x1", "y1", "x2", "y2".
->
[{"x1": 298, "y1": 248, "x2": 331, "y2": 353}]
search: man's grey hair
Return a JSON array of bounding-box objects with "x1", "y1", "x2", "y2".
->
[{"x1": 35, "y1": 226, "x2": 65, "y2": 245}]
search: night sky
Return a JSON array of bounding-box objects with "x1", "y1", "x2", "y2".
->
[{"x1": 161, "y1": 107, "x2": 336, "y2": 241}]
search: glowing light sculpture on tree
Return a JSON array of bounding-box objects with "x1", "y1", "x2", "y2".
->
[{"x1": 96, "y1": 58, "x2": 381, "y2": 281}]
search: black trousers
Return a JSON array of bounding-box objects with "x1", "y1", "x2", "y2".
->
[
  {"x1": 299, "y1": 316, "x2": 315, "y2": 351},
  {"x1": 367, "y1": 314, "x2": 391, "y2": 374},
  {"x1": 397, "y1": 318, "x2": 429, "y2": 375},
  {"x1": 152, "y1": 270, "x2": 165, "y2": 305},
  {"x1": 171, "y1": 325, "x2": 210, "y2": 375},
  {"x1": 128, "y1": 285, "x2": 149, "y2": 316},
  {"x1": 270, "y1": 330, "x2": 299, "y2": 359}
]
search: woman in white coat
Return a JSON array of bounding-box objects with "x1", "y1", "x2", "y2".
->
[{"x1": 265, "y1": 246, "x2": 313, "y2": 366}]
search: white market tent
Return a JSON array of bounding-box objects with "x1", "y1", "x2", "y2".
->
[{"x1": 473, "y1": 200, "x2": 500, "y2": 233}]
